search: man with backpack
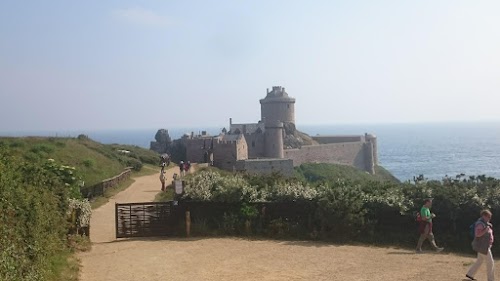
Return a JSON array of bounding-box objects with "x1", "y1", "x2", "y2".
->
[
  {"x1": 416, "y1": 198, "x2": 444, "y2": 253},
  {"x1": 466, "y1": 209, "x2": 495, "y2": 281}
]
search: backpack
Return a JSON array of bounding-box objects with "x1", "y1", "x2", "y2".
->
[
  {"x1": 470, "y1": 220, "x2": 487, "y2": 239},
  {"x1": 414, "y1": 211, "x2": 423, "y2": 222}
]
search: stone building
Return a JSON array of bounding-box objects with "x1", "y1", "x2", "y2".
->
[{"x1": 154, "y1": 86, "x2": 378, "y2": 176}]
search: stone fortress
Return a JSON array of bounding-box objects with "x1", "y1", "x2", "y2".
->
[{"x1": 151, "y1": 86, "x2": 378, "y2": 176}]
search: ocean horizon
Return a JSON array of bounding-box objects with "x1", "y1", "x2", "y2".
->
[{"x1": 2, "y1": 121, "x2": 500, "y2": 181}]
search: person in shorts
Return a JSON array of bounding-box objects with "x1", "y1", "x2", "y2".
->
[{"x1": 416, "y1": 198, "x2": 444, "y2": 253}]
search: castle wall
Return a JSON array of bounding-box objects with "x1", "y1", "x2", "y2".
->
[
  {"x1": 213, "y1": 142, "x2": 238, "y2": 171},
  {"x1": 236, "y1": 159, "x2": 294, "y2": 177},
  {"x1": 245, "y1": 133, "x2": 265, "y2": 158},
  {"x1": 364, "y1": 142, "x2": 375, "y2": 174},
  {"x1": 312, "y1": 135, "x2": 363, "y2": 144},
  {"x1": 185, "y1": 139, "x2": 207, "y2": 163},
  {"x1": 284, "y1": 142, "x2": 369, "y2": 171}
]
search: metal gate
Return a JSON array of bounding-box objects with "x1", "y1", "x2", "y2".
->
[{"x1": 115, "y1": 202, "x2": 174, "y2": 238}]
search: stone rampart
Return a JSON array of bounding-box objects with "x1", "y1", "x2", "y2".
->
[
  {"x1": 284, "y1": 142, "x2": 368, "y2": 171},
  {"x1": 312, "y1": 135, "x2": 364, "y2": 144}
]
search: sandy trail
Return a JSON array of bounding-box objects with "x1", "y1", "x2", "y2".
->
[{"x1": 79, "y1": 167, "x2": 497, "y2": 281}]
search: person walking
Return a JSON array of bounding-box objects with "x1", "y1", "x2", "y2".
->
[
  {"x1": 159, "y1": 170, "x2": 166, "y2": 191},
  {"x1": 179, "y1": 161, "x2": 185, "y2": 177},
  {"x1": 416, "y1": 198, "x2": 444, "y2": 253},
  {"x1": 466, "y1": 210, "x2": 495, "y2": 281}
]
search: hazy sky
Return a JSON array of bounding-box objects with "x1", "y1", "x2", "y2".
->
[{"x1": 1, "y1": 1, "x2": 499, "y2": 131}]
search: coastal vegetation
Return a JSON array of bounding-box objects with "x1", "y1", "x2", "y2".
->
[
  {"x1": 0, "y1": 136, "x2": 159, "y2": 186},
  {"x1": 0, "y1": 148, "x2": 88, "y2": 280},
  {"x1": 0, "y1": 137, "x2": 160, "y2": 280},
  {"x1": 175, "y1": 165, "x2": 500, "y2": 255}
]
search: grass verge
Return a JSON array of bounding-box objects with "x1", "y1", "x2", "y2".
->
[
  {"x1": 47, "y1": 250, "x2": 80, "y2": 281},
  {"x1": 154, "y1": 188, "x2": 175, "y2": 202},
  {"x1": 47, "y1": 235, "x2": 91, "y2": 281}
]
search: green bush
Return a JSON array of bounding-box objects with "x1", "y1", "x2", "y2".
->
[
  {"x1": 126, "y1": 158, "x2": 143, "y2": 171},
  {"x1": 24, "y1": 151, "x2": 41, "y2": 162},
  {"x1": 179, "y1": 169, "x2": 500, "y2": 254},
  {"x1": 82, "y1": 159, "x2": 95, "y2": 168},
  {"x1": 9, "y1": 139, "x2": 26, "y2": 148},
  {"x1": 30, "y1": 143, "x2": 55, "y2": 154},
  {"x1": 0, "y1": 155, "x2": 67, "y2": 280}
]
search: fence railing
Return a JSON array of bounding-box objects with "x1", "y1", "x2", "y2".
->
[{"x1": 80, "y1": 167, "x2": 133, "y2": 200}]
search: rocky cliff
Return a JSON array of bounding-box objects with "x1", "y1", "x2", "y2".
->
[{"x1": 283, "y1": 122, "x2": 318, "y2": 149}]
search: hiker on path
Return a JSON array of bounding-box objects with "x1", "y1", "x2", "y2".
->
[
  {"x1": 416, "y1": 198, "x2": 444, "y2": 253},
  {"x1": 159, "y1": 170, "x2": 166, "y2": 191},
  {"x1": 179, "y1": 161, "x2": 185, "y2": 177},
  {"x1": 466, "y1": 210, "x2": 495, "y2": 281}
]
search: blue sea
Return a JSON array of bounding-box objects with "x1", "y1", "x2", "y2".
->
[{"x1": 2, "y1": 122, "x2": 500, "y2": 181}]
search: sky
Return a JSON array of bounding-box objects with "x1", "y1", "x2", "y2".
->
[{"x1": 1, "y1": 0, "x2": 499, "y2": 132}]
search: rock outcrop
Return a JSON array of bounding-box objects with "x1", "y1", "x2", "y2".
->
[
  {"x1": 150, "y1": 129, "x2": 172, "y2": 154},
  {"x1": 283, "y1": 122, "x2": 318, "y2": 149}
]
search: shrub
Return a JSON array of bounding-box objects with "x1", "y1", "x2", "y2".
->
[
  {"x1": 0, "y1": 153, "x2": 68, "y2": 280},
  {"x1": 30, "y1": 143, "x2": 55, "y2": 154},
  {"x1": 82, "y1": 159, "x2": 95, "y2": 168},
  {"x1": 9, "y1": 139, "x2": 25, "y2": 148},
  {"x1": 126, "y1": 158, "x2": 143, "y2": 171}
]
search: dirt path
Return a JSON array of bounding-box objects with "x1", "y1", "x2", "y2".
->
[
  {"x1": 86, "y1": 165, "x2": 181, "y2": 244},
  {"x1": 79, "y1": 168, "x2": 497, "y2": 281}
]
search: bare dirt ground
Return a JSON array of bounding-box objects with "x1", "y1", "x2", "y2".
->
[{"x1": 79, "y1": 168, "x2": 497, "y2": 281}]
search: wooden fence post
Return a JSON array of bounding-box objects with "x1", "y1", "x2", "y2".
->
[{"x1": 185, "y1": 210, "x2": 191, "y2": 238}]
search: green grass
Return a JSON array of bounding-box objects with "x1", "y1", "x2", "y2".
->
[
  {"x1": 154, "y1": 188, "x2": 175, "y2": 202},
  {"x1": 0, "y1": 136, "x2": 160, "y2": 186},
  {"x1": 295, "y1": 163, "x2": 400, "y2": 184},
  {"x1": 47, "y1": 234, "x2": 91, "y2": 281},
  {"x1": 134, "y1": 164, "x2": 160, "y2": 177},
  {"x1": 46, "y1": 250, "x2": 80, "y2": 281}
]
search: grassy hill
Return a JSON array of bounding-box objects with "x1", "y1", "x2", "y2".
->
[
  {"x1": 0, "y1": 136, "x2": 160, "y2": 186},
  {"x1": 295, "y1": 163, "x2": 400, "y2": 184}
]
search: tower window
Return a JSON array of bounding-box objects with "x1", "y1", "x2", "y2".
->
[
  {"x1": 287, "y1": 104, "x2": 290, "y2": 109},
  {"x1": 252, "y1": 141, "x2": 255, "y2": 147}
]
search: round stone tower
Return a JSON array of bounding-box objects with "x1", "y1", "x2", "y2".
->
[
  {"x1": 365, "y1": 133, "x2": 378, "y2": 165},
  {"x1": 264, "y1": 120, "x2": 284, "y2": 158},
  {"x1": 260, "y1": 86, "x2": 296, "y2": 124}
]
